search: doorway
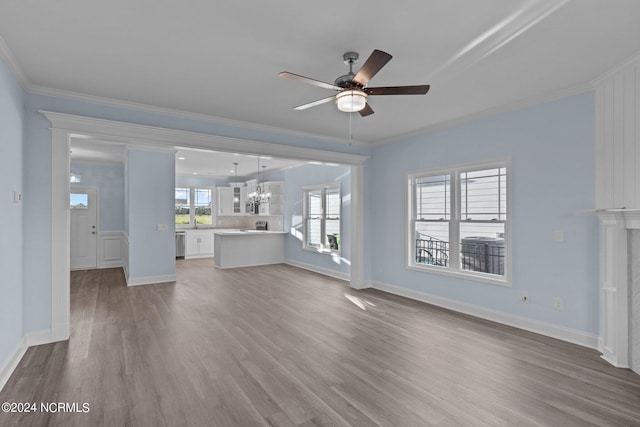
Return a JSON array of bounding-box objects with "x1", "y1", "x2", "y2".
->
[
  {"x1": 70, "y1": 187, "x2": 98, "y2": 270},
  {"x1": 45, "y1": 111, "x2": 367, "y2": 343}
]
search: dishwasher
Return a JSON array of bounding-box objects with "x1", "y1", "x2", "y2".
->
[{"x1": 175, "y1": 231, "x2": 186, "y2": 258}]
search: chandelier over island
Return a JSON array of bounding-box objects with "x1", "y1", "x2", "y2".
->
[{"x1": 248, "y1": 159, "x2": 271, "y2": 206}]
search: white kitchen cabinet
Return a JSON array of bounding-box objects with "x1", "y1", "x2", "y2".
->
[
  {"x1": 217, "y1": 186, "x2": 246, "y2": 215},
  {"x1": 217, "y1": 187, "x2": 233, "y2": 216},
  {"x1": 185, "y1": 230, "x2": 214, "y2": 258},
  {"x1": 245, "y1": 179, "x2": 258, "y2": 197}
]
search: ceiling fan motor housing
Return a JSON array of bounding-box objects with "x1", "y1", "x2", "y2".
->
[
  {"x1": 335, "y1": 51, "x2": 360, "y2": 88},
  {"x1": 334, "y1": 73, "x2": 355, "y2": 88}
]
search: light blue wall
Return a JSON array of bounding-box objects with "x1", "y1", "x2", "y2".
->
[
  {"x1": 23, "y1": 99, "x2": 53, "y2": 332},
  {"x1": 71, "y1": 162, "x2": 125, "y2": 232},
  {"x1": 126, "y1": 150, "x2": 176, "y2": 279},
  {"x1": 279, "y1": 164, "x2": 352, "y2": 277},
  {"x1": 0, "y1": 58, "x2": 25, "y2": 368},
  {"x1": 370, "y1": 92, "x2": 599, "y2": 334}
]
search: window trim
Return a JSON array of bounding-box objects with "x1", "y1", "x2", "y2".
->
[
  {"x1": 302, "y1": 182, "x2": 342, "y2": 255},
  {"x1": 406, "y1": 158, "x2": 512, "y2": 286},
  {"x1": 175, "y1": 186, "x2": 214, "y2": 228}
]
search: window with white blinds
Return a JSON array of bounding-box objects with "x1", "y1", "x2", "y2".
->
[
  {"x1": 408, "y1": 160, "x2": 510, "y2": 285},
  {"x1": 303, "y1": 183, "x2": 341, "y2": 254}
]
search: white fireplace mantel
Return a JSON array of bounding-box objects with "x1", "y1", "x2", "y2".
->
[{"x1": 596, "y1": 209, "x2": 640, "y2": 369}]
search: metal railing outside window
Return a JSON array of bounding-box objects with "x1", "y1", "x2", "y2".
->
[{"x1": 415, "y1": 237, "x2": 449, "y2": 267}]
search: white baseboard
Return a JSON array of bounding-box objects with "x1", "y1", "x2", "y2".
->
[
  {"x1": 185, "y1": 253, "x2": 214, "y2": 260},
  {"x1": 0, "y1": 337, "x2": 27, "y2": 392},
  {"x1": 26, "y1": 329, "x2": 52, "y2": 347},
  {"x1": 371, "y1": 280, "x2": 599, "y2": 350},
  {"x1": 285, "y1": 258, "x2": 350, "y2": 282},
  {"x1": 350, "y1": 279, "x2": 372, "y2": 290},
  {"x1": 127, "y1": 274, "x2": 177, "y2": 287},
  {"x1": 99, "y1": 259, "x2": 124, "y2": 269},
  {"x1": 1, "y1": 329, "x2": 55, "y2": 393}
]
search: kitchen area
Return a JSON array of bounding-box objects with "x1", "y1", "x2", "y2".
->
[
  {"x1": 175, "y1": 151, "x2": 293, "y2": 269},
  {"x1": 69, "y1": 138, "x2": 352, "y2": 284}
]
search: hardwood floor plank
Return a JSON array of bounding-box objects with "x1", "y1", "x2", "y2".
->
[{"x1": 1, "y1": 259, "x2": 639, "y2": 426}]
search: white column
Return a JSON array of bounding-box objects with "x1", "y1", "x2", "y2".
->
[
  {"x1": 350, "y1": 164, "x2": 368, "y2": 289},
  {"x1": 50, "y1": 128, "x2": 70, "y2": 342}
]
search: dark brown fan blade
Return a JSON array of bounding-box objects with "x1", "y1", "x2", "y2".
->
[
  {"x1": 351, "y1": 50, "x2": 392, "y2": 87},
  {"x1": 365, "y1": 85, "x2": 430, "y2": 96},
  {"x1": 359, "y1": 103, "x2": 374, "y2": 117},
  {"x1": 279, "y1": 72, "x2": 342, "y2": 91},
  {"x1": 293, "y1": 95, "x2": 336, "y2": 111}
]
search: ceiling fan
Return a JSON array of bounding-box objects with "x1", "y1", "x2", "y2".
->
[{"x1": 279, "y1": 50, "x2": 430, "y2": 117}]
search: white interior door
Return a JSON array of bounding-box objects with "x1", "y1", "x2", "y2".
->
[{"x1": 70, "y1": 187, "x2": 98, "y2": 270}]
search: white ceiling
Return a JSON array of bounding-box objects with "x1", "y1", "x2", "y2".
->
[
  {"x1": 174, "y1": 149, "x2": 308, "y2": 178},
  {"x1": 2, "y1": 1, "x2": 640, "y2": 144}
]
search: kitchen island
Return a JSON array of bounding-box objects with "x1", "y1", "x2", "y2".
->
[{"x1": 213, "y1": 230, "x2": 287, "y2": 269}]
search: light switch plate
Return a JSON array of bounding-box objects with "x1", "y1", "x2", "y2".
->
[
  {"x1": 13, "y1": 191, "x2": 22, "y2": 203},
  {"x1": 156, "y1": 224, "x2": 168, "y2": 231}
]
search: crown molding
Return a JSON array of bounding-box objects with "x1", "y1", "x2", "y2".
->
[
  {"x1": 28, "y1": 84, "x2": 370, "y2": 148},
  {"x1": 0, "y1": 34, "x2": 29, "y2": 89},
  {"x1": 372, "y1": 81, "x2": 594, "y2": 147},
  {"x1": 591, "y1": 48, "x2": 640, "y2": 87}
]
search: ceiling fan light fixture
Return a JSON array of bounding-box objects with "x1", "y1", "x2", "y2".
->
[{"x1": 336, "y1": 89, "x2": 367, "y2": 113}]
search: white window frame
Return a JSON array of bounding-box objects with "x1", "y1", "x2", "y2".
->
[
  {"x1": 406, "y1": 158, "x2": 511, "y2": 286},
  {"x1": 175, "y1": 187, "x2": 214, "y2": 228},
  {"x1": 302, "y1": 182, "x2": 341, "y2": 255}
]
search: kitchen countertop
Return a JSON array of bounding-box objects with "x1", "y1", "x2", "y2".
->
[{"x1": 213, "y1": 230, "x2": 287, "y2": 236}]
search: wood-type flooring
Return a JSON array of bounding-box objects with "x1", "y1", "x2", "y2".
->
[{"x1": 1, "y1": 259, "x2": 639, "y2": 426}]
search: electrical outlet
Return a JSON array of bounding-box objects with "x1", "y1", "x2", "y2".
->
[
  {"x1": 520, "y1": 291, "x2": 529, "y2": 303},
  {"x1": 553, "y1": 297, "x2": 564, "y2": 311},
  {"x1": 554, "y1": 230, "x2": 564, "y2": 242}
]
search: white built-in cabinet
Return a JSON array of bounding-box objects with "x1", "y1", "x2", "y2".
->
[{"x1": 185, "y1": 230, "x2": 214, "y2": 259}]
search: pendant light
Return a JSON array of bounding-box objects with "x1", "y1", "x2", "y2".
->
[{"x1": 232, "y1": 162, "x2": 240, "y2": 203}]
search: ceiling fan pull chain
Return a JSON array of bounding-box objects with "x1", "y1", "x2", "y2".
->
[{"x1": 349, "y1": 111, "x2": 353, "y2": 146}]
